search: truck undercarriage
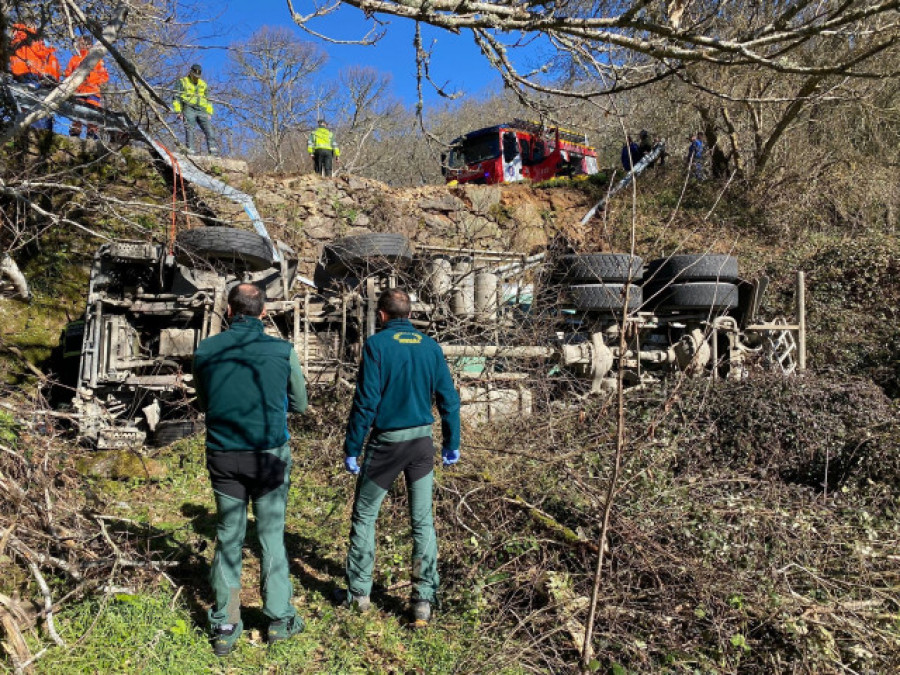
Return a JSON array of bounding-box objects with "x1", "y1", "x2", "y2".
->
[{"x1": 67, "y1": 229, "x2": 804, "y2": 449}]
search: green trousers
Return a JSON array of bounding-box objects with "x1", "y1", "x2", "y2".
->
[
  {"x1": 183, "y1": 104, "x2": 217, "y2": 155},
  {"x1": 207, "y1": 443, "x2": 295, "y2": 628},
  {"x1": 346, "y1": 435, "x2": 439, "y2": 602}
]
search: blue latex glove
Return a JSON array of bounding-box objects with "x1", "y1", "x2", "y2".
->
[
  {"x1": 344, "y1": 456, "x2": 360, "y2": 475},
  {"x1": 441, "y1": 448, "x2": 460, "y2": 467}
]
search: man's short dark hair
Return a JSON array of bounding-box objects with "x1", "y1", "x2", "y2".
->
[
  {"x1": 378, "y1": 288, "x2": 411, "y2": 319},
  {"x1": 190, "y1": 64, "x2": 202, "y2": 75},
  {"x1": 228, "y1": 283, "x2": 266, "y2": 318}
]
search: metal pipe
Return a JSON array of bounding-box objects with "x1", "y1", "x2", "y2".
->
[
  {"x1": 297, "y1": 295, "x2": 307, "y2": 372},
  {"x1": 494, "y1": 252, "x2": 547, "y2": 275},
  {"x1": 88, "y1": 301, "x2": 102, "y2": 388},
  {"x1": 610, "y1": 347, "x2": 674, "y2": 364},
  {"x1": 366, "y1": 277, "x2": 377, "y2": 338},
  {"x1": 797, "y1": 271, "x2": 806, "y2": 371},
  {"x1": 712, "y1": 326, "x2": 719, "y2": 379},
  {"x1": 419, "y1": 244, "x2": 525, "y2": 258},
  {"x1": 441, "y1": 345, "x2": 555, "y2": 358}
]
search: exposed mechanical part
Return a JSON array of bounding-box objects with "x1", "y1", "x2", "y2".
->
[{"x1": 60, "y1": 236, "x2": 806, "y2": 447}]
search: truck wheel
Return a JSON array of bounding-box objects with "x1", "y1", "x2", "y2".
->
[
  {"x1": 323, "y1": 234, "x2": 413, "y2": 275},
  {"x1": 176, "y1": 227, "x2": 273, "y2": 272},
  {"x1": 150, "y1": 420, "x2": 204, "y2": 447},
  {"x1": 570, "y1": 283, "x2": 643, "y2": 311},
  {"x1": 556, "y1": 254, "x2": 643, "y2": 282},
  {"x1": 646, "y1": 281, "x2": 739, "y2": 310},
  {"x1": 645, "y1": 254, "x2": 738, "y2": 283}
]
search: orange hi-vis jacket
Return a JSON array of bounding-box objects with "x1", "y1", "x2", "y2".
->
[
  {"x1": 64, "y1": 49, "x2": 109, "y2": 102},
  {"x1": 10, "y1": 24, "x2": 60, "y2": 79}
]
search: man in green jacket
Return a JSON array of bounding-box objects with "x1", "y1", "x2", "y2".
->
[
  {"x1": 193, "y1": 283, "x2": 307, "y2": 656},
  {"x1": 307, "y1": 118, "x2": 340, "y2": 177},
  {"x1": 173, "y1": 63, "x2": 218, "y2": 155},
  {"x1": 340, "y1": 288, "x2": 461, "y2": 627}
]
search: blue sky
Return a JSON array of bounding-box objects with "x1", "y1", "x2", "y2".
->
[{"x1": 203, "y1": 0, "x2": 504, "y2": 107}]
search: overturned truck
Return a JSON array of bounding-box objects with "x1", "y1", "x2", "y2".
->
[{"x1": 67, "y1": 228, "x2": 804, "y2": 448}]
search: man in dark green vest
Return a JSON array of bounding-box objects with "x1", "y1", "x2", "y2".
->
[
  {"x1": 193, "y1": 283, "x2": 308, "y2": 656},
  {"x1": 339, "y1": 288, "x2": 461, "y2": 627}
]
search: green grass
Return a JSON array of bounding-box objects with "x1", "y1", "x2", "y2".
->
[
  {"x1": 35, "y1": 588, "x2": 474, "y2": 674},
  {"x1": 27, "y1": 434, "x2": 511, "y2": 674}
]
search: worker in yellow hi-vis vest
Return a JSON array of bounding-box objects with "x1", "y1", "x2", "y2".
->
[
  {"x1": 173, "y1": 64, "x2": 218, "y2": 155},
  {"x1": 308, "y1": 119, "x2": 340, "y2": 177}
]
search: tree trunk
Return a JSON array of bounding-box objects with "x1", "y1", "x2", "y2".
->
[
  {"x1": 721, "y1": 106, "x2": 745, "y2": 178},
  {"x1": 755, "y1": 75, "x2": 824, "y2": 173}
]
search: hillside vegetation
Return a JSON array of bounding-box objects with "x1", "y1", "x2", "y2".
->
[{"x1": 0, "y1": 135, "x2": 898, "y2": 674}]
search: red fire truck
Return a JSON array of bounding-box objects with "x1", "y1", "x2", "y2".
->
[{"x1": 443, "y1": 119, "x2": 599, "y2": 185}]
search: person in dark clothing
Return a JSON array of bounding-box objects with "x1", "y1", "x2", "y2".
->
[
  {"x1": 192, "y1": 283, "x2": 308, "y2": 656},
  {"x1": 621, "y1": 136, "x2": 640, "y2": 171},
  {"x1": 638, "y1": 129, "x2": 667, "y2": 169},
  {"x1": 340, "y1": 288, "x2": 461, "y2": 628},
  {"x1": 638, "y1": 130, "x2": 652, "y2": 162},
  {"x1": 687, "y1": 132, "x2": 705, "y2": 180}
]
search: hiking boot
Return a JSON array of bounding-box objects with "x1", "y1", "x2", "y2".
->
[
  {"x1": 410, "y1": 599, "x2": 431, "y2": 629},
  {"x1": 211, "y1": 620, "x2": 242, "y2": 657},
  {"x1": 334, "y1": 588, "x2": 371, "y2": 612},
  {"x1": 267, "y1": 615, "x2": 305, "y2": 644}
]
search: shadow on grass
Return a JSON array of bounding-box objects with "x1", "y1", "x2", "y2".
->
[{"x1": 177, "y1": 501, "x2": 413, "y2": 629}]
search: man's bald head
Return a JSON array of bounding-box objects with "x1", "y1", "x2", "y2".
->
[{"x1": 228, "y1": 283, "x2": 266, "y2": 318}]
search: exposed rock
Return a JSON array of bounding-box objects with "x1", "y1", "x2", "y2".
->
[
  {"x1": 247, "y1": 171, "x2": 603, "y2": 269},
  {"x1": 344, "y1": 226, "x2": 374, "y2": 238},
  {"x1": 254, "y1": 189, "x2": 289, "y2": 209},
  {"x1": 422, "y1": 212, "x2": 454, "y2": 233},
  {"x1": 295, "y1": 190, "x2": 319, "y2": 203},
  {"x1": 345, "y1": 176, "x2": 377, "y2": 192},
  {"x1": 190, "y1": 155, "x2": 248, "y2": 177},
  {"x1": 507, "y1": 202, "x2": 548, "y2": 251},
  {"x1": 462, "y1": 185, "x2": 502, "y2": 215},
  {"x1": 455, "y1": 212, "x2": 501, "y2": 242},
  {"x1": 301, "y1": 215, "x2": 334, "y2": 240},
  {"x1": 418, "y1": 195, "x2": 465, "y2": 212}
]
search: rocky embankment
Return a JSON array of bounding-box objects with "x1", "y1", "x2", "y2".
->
[{"x1": 191, "y1": 160, "x2": 599, "y2": 272}]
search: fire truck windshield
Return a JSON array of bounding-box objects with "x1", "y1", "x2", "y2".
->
[{"x1": 449, "y1": 133, "x2": 501, "y2": 168}]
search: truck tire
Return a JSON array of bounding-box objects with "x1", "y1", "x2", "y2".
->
[
  {"x1": 645, "y1": 254, "x2": 738, "y2": 283},
  {"x1": 150, "y1": 420, "x2": 204, "y2": 447},
  {"x1": 176, "y1": 227, "x2": 273, "y2": 272},
  {"x1": 556, "y1": 254, "x2": 643, "y2": 282},
  {"x1": 570, "y1": 283, "x2": 643, "y2": 312},
  {"x1": 646, "y1": 281, "x2": 739, "y2": 310},
  {"x1": 323, "y1": 234, "x2": 413, "y2": 275}
]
